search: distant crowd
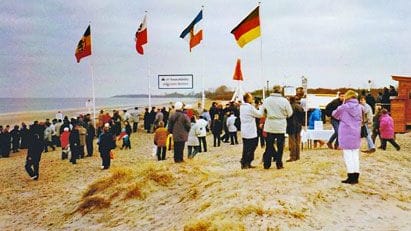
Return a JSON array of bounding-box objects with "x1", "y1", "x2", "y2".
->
[{"x1": 0, "y1": 84, "x2": 402, "y2": 184}]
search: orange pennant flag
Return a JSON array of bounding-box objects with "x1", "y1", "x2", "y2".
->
[{"x1": 233, "y1": 59, "x2": 243, "y2": 81}]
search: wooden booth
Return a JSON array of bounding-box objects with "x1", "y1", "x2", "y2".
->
[{"x1": 391, "y1": 75, "x2": 411, "y2": 133}]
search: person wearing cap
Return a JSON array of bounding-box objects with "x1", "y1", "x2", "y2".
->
[
  {"x1": 98, "y1": 123, "x2": 115, "y2": 169},
  {"x1": 167, "y1": 102, "x2": 191, "y2": 163},
  {"x1": 60, "y1": 127, "x2": 70, "y2": 160},
  {"x1": 332, "y1": 90, "x2": 363, "y2": 184},
  {"x1": 260, "y1": 85, "x2": 293, "y2": 170}
]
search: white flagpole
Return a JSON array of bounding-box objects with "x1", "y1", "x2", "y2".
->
[
  {"x1": 90, "y1": 60, "x2": 96, "y2": 128},
  {"x1": 89, "y1": 22, "x2": 97, "y2": 128},
  {"x1": 145, "y1": 11, "x2": 152, "y2": 109},
  {"x1": 201, "y1": 5, "x2": 205, "y2": 110},
  {"x1": 258, "y1": 2, "x2": 265, "y2": 99}
]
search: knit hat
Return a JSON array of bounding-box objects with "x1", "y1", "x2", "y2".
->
[
  {"x1": 344, "y1": 90, "x2": 357, "y2": 100},
  {"x1": 175, "y1": 101, "x2": 183, "y2": 110}
]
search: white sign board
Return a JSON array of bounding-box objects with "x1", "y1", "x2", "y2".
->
[
  {"x1": 283, "y1": 86, "x2": 296, "y2": 96},
  {"x1": 158, "y1": 74, "x2": 193, "y2": 89}
]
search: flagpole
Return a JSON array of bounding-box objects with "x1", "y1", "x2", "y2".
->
[
  {"x1": 145, "y1": 11, "x2": 152, "y2": 109},
  {"x1": 201, "y1": 5, "x2": 205, "y2": 110},
  {"x1": 258, "y1": 2, "x2": 265, "y2": 99},
  {"x1": 89, "y1": 22, "x2": 97, "y2": 129}
]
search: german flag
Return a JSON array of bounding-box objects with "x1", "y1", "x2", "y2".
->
[
  {"x1": 230, "y1": 6, "x2": 260, "y2": 48},
  {"x1": 75, "y1": 25, "x2": 92, "y2": 63}
]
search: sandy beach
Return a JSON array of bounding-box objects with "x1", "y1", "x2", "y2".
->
[{"x1": 0, "y1": 106, "x2": 410, "y2": 231}]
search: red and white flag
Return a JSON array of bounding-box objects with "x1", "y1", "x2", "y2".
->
[{"x1": 135, "y1": 15, "x2": 147, "y2": 55}]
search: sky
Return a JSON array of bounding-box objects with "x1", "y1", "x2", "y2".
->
[{"x1": 0, "y1": 0, "x2": 410, "y2": 98}]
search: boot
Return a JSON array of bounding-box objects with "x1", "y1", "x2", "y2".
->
[
  {"x1": 341, "y1": 173, "x2": 354, "y2": 184},
  {"x1": 351, "y1": 173, "x2": 359, "y2": 184},
  {"x1": 276, "y1": 162, "x2": 284, "y2": 169}
]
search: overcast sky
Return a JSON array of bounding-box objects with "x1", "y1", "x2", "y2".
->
[{"x1": 0, "y1": 0, "x2": 410, "y2": 98}]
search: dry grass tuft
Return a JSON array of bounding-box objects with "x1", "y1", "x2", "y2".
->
[
  {"x1": 124, "y1": 183, "x2": 145, "y2": 200},
  {"x1": 82, "y1": 178, "x2": 112, "y2": 198},
  {"x1": 198, "y1": 202, "x2": 211, "y2": 212},
  {"x1": 146, "y1": 169, "x2": 173, "y2": 186},
  {"x1": 110, "y1": 167, "x2": 135, "y2": 181},
  {"x1": 75, "y1": 195, "x2": 111, "y2": 215},
  {"x1": 138, "y1": 163, "x2": 174, "y2": 186},
  {"x1": 309, "y1": 191, "x2": 329, "y2": 205},
  {"x1": 184, "y1": 219, "x2": 212, "y2": 231},
  {"x1": 235, "y1": 204, "x2": 267, "y2": 217},
  {"x1": 82, "y1": 167, "x2": 134, "y2": 198},
  {"x1": 184, "y1": 219, "x2": 245, "y2": 231}
]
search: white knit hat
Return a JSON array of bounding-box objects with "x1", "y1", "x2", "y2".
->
[{"x1": 175, "y1": 102, "x2": 183, "y2": 110}]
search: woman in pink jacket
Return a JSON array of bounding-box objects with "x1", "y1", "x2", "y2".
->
[{"x1": 379, "y1": 109, "x2": 401, "y2": 151}]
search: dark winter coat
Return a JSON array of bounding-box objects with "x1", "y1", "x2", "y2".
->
[
  {"x1": 286, "y1": 103, "x2": 305, "y2": 135},
  {"x1": 168, "y1": 110, "x2": 191, "y2": 142}
]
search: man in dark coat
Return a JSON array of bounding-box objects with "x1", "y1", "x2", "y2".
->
[
  {"x1": 365, "y1": 92, "x2": 376, "y2": 114},
  {"x1": 325, "y1": 92, "x2": 344, "y2": 149},
  {"x1": 149, "y1": 107, "x2": 156, "y2": 133},
  {"x1": 10, "y1": 125, "x2": 21, "y2": 153},
  {"x1": 86, "y1": 121, "x2": 95, "y2": 157},
  {"x1": 25, "y1": 124, "x2": 44, "y2": 180},
  {"x1": 19, "y1": 123, "x2": 30, "y2": 149},
  {"x1": 69, "y1": 122, "x2": 80, "y2": 164},
  {"x1": 98, "y1": 124, "x2": 115, "y2": 169},
  {"x1": 168, "y1": 102, "x2": 191, "y2": 163},
  {"x1": 143, "y1": 108, "x2": 150, "y2": 133},
  {"x1": 0, "y1": 125, "x2": 11, "y2": 157}
]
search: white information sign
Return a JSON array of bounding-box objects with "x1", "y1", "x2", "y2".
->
[{"x1": 158, "y1": 74, "x2": 193, "y2": 89}]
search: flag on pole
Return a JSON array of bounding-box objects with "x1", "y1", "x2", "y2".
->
[
  {"x1": 230, "y1": 6, "x2": 261, "y2": 48},
  {"x1": 135, "y1": 15, "x2": 148, "y2": 55},
  {"x1": 233, "y1": 59, "x2": 243, "y2": 81},
  {"x1": 75, "y1": 25, "x2": 92, "y2": 63},
  {"x1": 180, "y1": 10, "x2": 203, "y2": 52}
]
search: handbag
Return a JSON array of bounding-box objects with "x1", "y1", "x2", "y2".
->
[{"x1": 360, "y1": 125, "x2": 368, "y2": 138}]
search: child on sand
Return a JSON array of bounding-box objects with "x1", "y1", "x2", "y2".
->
[
  {"x1": 118, "y1": 128, "x2": 131, "y2": 150},
  {"x1": 379, "y1": 109, "x2": 401, "y2": 151},
  {"x1": 154, "y1": 121, "x2": 168, "y2": 161}
]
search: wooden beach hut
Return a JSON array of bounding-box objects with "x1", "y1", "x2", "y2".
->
[{"x1": 391, "y1": 75, "x2": 411, "y2": 133}]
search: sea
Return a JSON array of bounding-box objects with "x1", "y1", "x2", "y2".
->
[{"x1": 0, "y1": 97, "x2": 199, "y2": 115}]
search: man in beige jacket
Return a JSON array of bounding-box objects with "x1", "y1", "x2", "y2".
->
[{"x1": 261, "y1": 85, "x2": 293, "y2": 169}]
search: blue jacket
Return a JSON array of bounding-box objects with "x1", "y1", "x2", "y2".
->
[{"x1": 308, "y1": 108, "x2": 322, "y2": 129}]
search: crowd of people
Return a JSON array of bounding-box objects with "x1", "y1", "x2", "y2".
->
[{"x1": 0, "y1": 85, "x2": 403, "y2": 185}]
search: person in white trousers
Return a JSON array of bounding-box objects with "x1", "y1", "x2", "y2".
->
[{"x1": 332, "y1": 90, "x2": 364, "y2": 184}]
